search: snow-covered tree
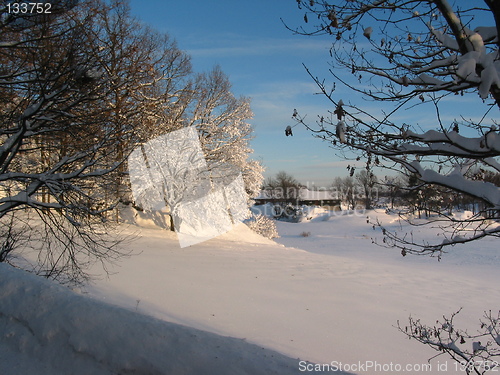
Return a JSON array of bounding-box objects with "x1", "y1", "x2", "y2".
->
[
  {"x1": 186, "y1": 66, "x2": 263, "y2": 201},
  {"x1": 398, "y1": 309, "x2": 500, "y2": 375},
  {"x1": 0, "y1": 0, "x2": 262, "y2": 281},
  {"x1": 0, "y1": 0, "x2": 192, "y2": 283},
  {"x1": 289, "y1": 0, "x2": 500, "y2": 256},
  {"x1": 246, "y1": 214, "x2": 279, "y2": 239}
]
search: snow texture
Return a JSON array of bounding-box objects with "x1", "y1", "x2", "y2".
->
[
  {"x1": 430, "y1": 23, "x2": 500, "y2": 99},
  {"x1": 403, "y1": 128, "x2": 500, "y2": 154},
  {"x1": 0, "y1": 263, "x2": 309, "y2": 375},
  {"x1": 336, "y1": 121, "x2": 346, "y2": 143}
]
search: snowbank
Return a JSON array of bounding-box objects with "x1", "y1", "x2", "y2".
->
[{"x1": 0, "y1": 263, "x2": 321, "y2": 375}]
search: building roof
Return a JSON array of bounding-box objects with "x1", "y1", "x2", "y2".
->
[{"x1": 255, "y1": 188, "x2": 339, "y2": 201}]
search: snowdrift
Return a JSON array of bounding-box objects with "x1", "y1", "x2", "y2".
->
[{"x1": 0, "y1": 263, "x2": 321, "y2": 375}]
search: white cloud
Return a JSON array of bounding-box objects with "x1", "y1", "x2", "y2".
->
[
  {"x1": 184, "y1": 34, "x2": 329, "y2": 58},
  {"x1": 302, "y1": 160, "x2": 363, "y2": 169}
]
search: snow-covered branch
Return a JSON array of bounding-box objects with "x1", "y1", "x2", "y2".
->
[
  {"x1": 290, "y1": 0, "x2": 500, "y2": 256},
  {"x1": 399, "y1": 310, "x2": 500, "y2": 374}
]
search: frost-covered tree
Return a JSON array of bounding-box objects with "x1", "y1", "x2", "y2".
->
[
  {"x1": 186, "y1": 66, "x2": 263, "y2": 201},
  {"x1": 246, "y1": 214, "x2": 279, "y2": 239},
  {"x1": 0, "y1": 0, "x2": 192, "y2": 283},
  {"x1": 0, "y1": 0, "x2": 261, "y2": 281},
  {"x1": 289, "y1": 0, "x2": 500, "y2": 256}
]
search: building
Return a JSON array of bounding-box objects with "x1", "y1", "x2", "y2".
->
[{"x1": 254, "y1": 187, "x2": 341, "y2": 209}]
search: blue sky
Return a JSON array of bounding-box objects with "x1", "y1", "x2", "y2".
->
[
  {"x1": 128, "y1": 0, "x2": 497, "y2": 187},
  {"x1": 128, "y1": 0, "x2": 346, "y2": 187}
]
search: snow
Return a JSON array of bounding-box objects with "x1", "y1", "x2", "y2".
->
[
  {"x1": 1, "y1": 208, "x2": 500, "y2": 374},
  {"x1": 479, "y1": 59, "x2": 500, "y2": 99},
  {"x1": 413, "y1": 72, "x2": 445, "y2": 86},
  {"x1": 475, "y1": 26, "x2": 498, "y2": 43},
  {"x1": 467, "y1": 30, "x2": 486, "y2": 53},
  {"x1": 21, "y1": 101, "x2": 43, "y2": 119},
  {"x1": 455, "y1": 51, "x2": 481, "y2": 83},
  {"x1": 430, "y1": 27, "x2": 459, "y2": 51},
  {"x1": 410, "y1": 160, "x2": 500, "y2": 208},
  {"x1": 403, "y1": 128, "x2": 500, "y2": 154},
  {"x1": 336, "y1": 120, "x2": 346, "y2": 143},
  {"x1": 0, "y1": 260, "x2": 304, "y2": 375},
  {"x1": 426, "y1": 21, "x2": 500, "y2": 100}
]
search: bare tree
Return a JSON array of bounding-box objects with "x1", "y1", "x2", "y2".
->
[
  {"x1": 383, "y1": 175, "x2": 404, "y2": 209},
  {"x1": 265, "y1": 171, "x2": 302, "y2": 203},
  {"x1": 356, "y1": 169, "x2": 378, "y2": 209},
  {"x1": 89, "y1": 0, "x2": 192, "y2": 209},
  {"x1": 332, "y1": 176, "x2": 357, "y2": 210},
  {"x1": 288, "y1": 0, "x2": 500, "y2": 256}
]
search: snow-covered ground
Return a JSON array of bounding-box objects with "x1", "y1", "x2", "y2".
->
[
  {"x1": 0, "y1": 262, "x2": 304, "y2": 375},
  {"x1": 1, "y1": 206, "x2": 499, "y2": 374}
]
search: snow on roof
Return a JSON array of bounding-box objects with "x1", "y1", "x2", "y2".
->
[{"x1": 298, "y1": 188, "x2": 338, "y2": 200}]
